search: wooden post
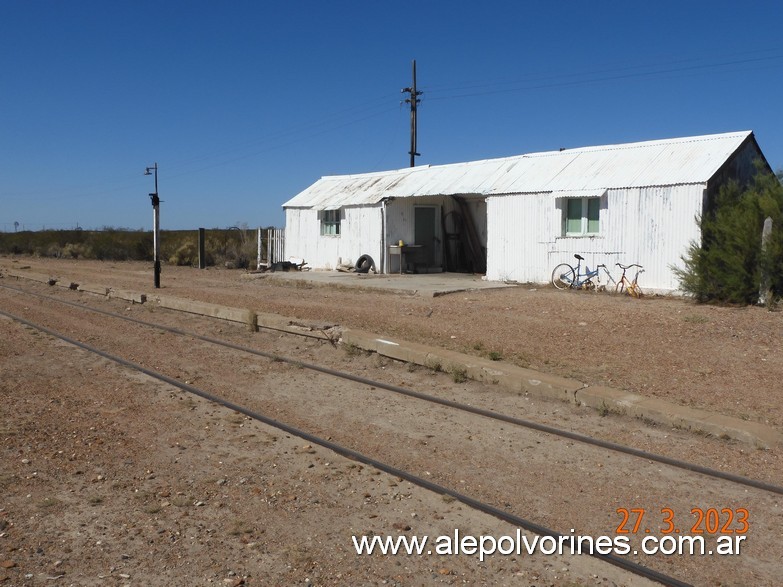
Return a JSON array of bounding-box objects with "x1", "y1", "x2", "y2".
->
[
  {"x1": 198, "y1": 228, "x2": 206, "y2": 269},
  {"x1": 256, "y1": 227, "x2": 262, "y2": 269},
  {"x1": 759, "y1": 217, "x2": 773, "y2": 305},
  {"x1": 410, "y1": 60, "x2": 418, "y2": 168},
  {"x1": 402, "y1": 60, "x2": 422, "y2": 167}
]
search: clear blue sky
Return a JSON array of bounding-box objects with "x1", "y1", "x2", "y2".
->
[{"x1": 2, "y1": 0, "x2": 783, "y2": 231}]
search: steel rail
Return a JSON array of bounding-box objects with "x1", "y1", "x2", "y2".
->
[
  {"x1": 0, "y1": 306, "x2": 691, "y2": 587},
  {"x1": 2, "y1": 282, "x2": 782, "y2": 498}
]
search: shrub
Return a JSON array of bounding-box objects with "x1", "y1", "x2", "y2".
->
[
  {"x1": 451, "y1": 366, "x2": 468, "y2": 383},
  {"x1": 168, "y1": 242, "x2": 198, "y2": 266},
  {"x1": 62, "y1": 243, "x2": 91, "y2": 259},
  {"x1": 0, "y1": 227, "x2": 261, "y2": 268},
  {"x1": 674, "y1": 171, "x2": 783, "y2": 304}
]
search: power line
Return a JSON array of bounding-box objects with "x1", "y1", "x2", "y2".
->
[
  {"x1": 163, "y1": 104, "x2": 401, "y2": 181},
  {"x1": 0, "y1": 97, "x2": 401, "y2": 201},
  {"x1": 6, "y1": 48, "x2": 782, "y2": 205},
  {"x1": 424, "y1": 49, "x2": 783, "y2": 102},
  {"x1": 163, "y1": 92, "x2": 400, "y2": 175}
]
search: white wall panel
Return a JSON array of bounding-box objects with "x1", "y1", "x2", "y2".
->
[
  {"x1": 340, "y1": 206, "x2": 383, "y2": 268},
  {"x1": 487, "y1": 185, "x2": 704, "y2": 291},
  {"x1": 602, "y1": 185, "x2": 704, "y2": 291},
  {"x1": 284, "y1": 206, "x2": 383, "y2": 270},
  {"x1": 486, "y1": 192, "x2": 553, "y2": 283},
  {"x1": 386, "y1": 196, "x2": 446, "y2": 248},
  {"x1": 292, "y1": 184, "x2": 701, "y2": 289}
]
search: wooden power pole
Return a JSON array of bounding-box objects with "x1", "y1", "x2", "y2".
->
[{"x1": 402, "y1": 60, "x2": 422, "y2": 167}]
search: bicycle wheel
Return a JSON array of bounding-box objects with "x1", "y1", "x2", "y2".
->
[
  {"x1": 552, "y1": 264, "x2": 575, "y2": 290},
  {"x1": 629, "y1": 283, "x2": 644, "y2": 298}
]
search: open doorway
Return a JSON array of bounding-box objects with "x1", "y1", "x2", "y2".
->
[
  {"x1": 442, "y1": 197, "x2": 487, "y2": 274},
  {"x1": 414, "y1": 206, "x2": 440, "y2": 272}
]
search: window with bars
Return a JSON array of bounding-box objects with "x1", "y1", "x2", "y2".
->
[{"x1": 320, "y1": 209, "x2": 341, "y2": 236}]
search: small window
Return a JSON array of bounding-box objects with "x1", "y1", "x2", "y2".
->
[
  {"x1": 320, "y1": 209, "x2": 341, "y2": 236},
  {"x1": 565, "y1": 199, "x2": 582, "y2": 234},
  {"x1": 587, "y1": 197, "x2": 600, "y2": 233},
  {"x1": 563, "y1": 197, "x2": 600, "y2": 236}
]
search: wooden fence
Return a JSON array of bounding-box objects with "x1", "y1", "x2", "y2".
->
[{"x1": 257, "y1": 227, "x2": 285, "y2": 269}]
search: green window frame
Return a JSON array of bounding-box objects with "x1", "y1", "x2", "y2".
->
[
  {"x1": 320, "y1": 209, "x2": 341, "y2": 236},
  {"x1": 563, "y1": 197, "x2": 600, "y2": 236}
]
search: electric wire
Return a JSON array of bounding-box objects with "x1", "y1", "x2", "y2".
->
[
  {"x1": 422, "y1": 47, "x2": 783, "y2": 101},
  {"x1": 9, "y1": 48, "x2": 782, "y2": 211}
]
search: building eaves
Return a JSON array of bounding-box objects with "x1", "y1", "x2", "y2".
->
[{"x1": 282, "y1": 131, "x2": 754, "y2": 209}]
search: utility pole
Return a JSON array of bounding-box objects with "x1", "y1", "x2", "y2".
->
[
  {"x1": 402, "y1": 60, "x2": 422, "y2": 167},
  {"x1": 145, "y1": 163, "x2": 161, "y2": 288}
]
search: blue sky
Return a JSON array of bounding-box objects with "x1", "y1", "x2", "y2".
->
[{"x1": 2, "y1": 0, "x2": 783, "y2": 231}]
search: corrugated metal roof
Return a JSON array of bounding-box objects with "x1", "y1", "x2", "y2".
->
[
  {"x1": 550, "y1": 189, "x2": 607, "y2": 199},
  {"x1": 283, "y1": 131, "x2": 754, "y2": 209}
]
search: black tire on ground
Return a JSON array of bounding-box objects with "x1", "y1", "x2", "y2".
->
[{"x1": 355, "y1": 254, "x2": 376, "y2": 274}]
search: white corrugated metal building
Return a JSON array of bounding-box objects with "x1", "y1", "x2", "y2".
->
[{"x1": 282, "y1": 131, "x2": 770, "y2": 291}]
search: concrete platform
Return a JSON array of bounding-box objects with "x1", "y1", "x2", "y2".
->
[
  {"x1": 342, "y1": 329, "x2": 782, "y2": 449},
  {"x1": 242, "y1": 270, "x2": 518, "y2": 297},
  {"x1": 6, "y1": 268, "x2": 780, "y2": 448},
  {"x1": 6, "y1": 270, "x2": 57, "y2": 286},
  {"x1": 152, "y1": 294, "x2": 257, "y2": 331},
  {"x1": 107, "y1": 288, "x2": 146, "y2": 304}
]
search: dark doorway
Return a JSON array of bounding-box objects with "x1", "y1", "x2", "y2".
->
[{"x1": 414, "y1": 206, "x2": 438, "y2": 270}]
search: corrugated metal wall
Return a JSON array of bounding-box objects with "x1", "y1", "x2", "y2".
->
[
  {"x1": 486, "y1": 184, "x2": 704, "y2": 290},
  {"x1": 284, "y1": 206, "x2": 383, "y2": 270},
  {"x1": 386, "y1": 196, "x2": 446, "y2": 273},
  {"x1": 387, "y1": 196, "x2": 445, "y2": 248},
  {"x1": 286, "y1": 195, "x2": 489, "y2": 274},
  {"x1": 486, "y1": 192, "x2": 554, "y2": 283},
  {"x1": 284, "y1": 208, "x2": 316, "y2": 263},
  {"x1": 603, "y1": 185, "x2": 703, "y2": 290},
  {"x1": 289, "y1": 184, "x2": 702, "y2": 289},
  {"x1": 343, "y1": 205, "x2": 384, "y2": 268}
]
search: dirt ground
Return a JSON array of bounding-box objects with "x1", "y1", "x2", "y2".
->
[
  {"x1": 5, "y1": 257, "x2": 781, "y2": 429},
  {"x1": 1, "y1": 257, "x2": 782, "y2": 586}
]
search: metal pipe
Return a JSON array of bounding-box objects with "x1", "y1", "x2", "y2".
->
[
  {"x1": 145, "y1": 162, "x2": 161, "y2": 288},
  {"x1": 380, "y1": 200, "x2": 387, "y2": 274}
]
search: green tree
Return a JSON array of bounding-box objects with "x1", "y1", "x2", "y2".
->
[{"x1": 674, "y1": 171, "x2": 783, "y2": 304}]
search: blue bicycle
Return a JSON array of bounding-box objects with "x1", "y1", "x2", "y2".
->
[{"x1": 551, "y1": 254, "x2": 613, "y2": 290}]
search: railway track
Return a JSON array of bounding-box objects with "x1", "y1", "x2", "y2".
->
[
  {"x1": 2, "y1": 279, "x2": 779, "y2": 585},
  {"x1": 2, "y1": 282, "x2": 780, "y2": 498}
]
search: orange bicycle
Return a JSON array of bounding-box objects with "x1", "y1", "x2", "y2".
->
[{"x1": 615, "y1": 263, "x2": 644, "y2": 298}]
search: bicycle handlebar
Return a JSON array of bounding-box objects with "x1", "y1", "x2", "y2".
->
[{"x1": 616, "y1": 263, "x2": 642, "y2": 270}]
